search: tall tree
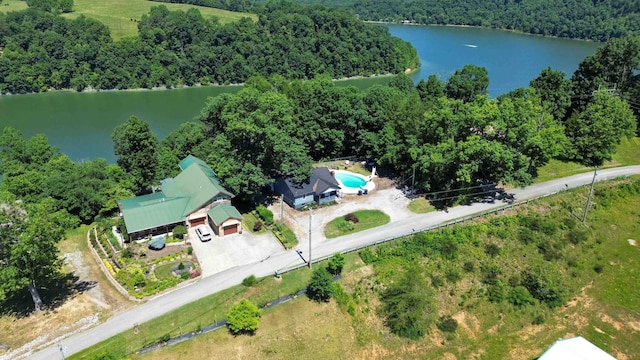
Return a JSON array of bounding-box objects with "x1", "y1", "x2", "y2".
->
[
  {"x1": 0, "y1": 199, "x2": 75, "y2": 311},
  {"x1": 307, "y1": 266, "x2": 334, "y2": 302},
  {"x1": 571, "y1": 36, "x2": 640, "y2": 113},
  {"x1": 445, "y1": 64, "x2": 489, "y2": 102},
  {"x1": 530, "y1": 67, "x2": 573, "y2": 121},
  {"x1": 111, "y1": 116, "x2": 158, "y2": 191},
  {"x1": 565, "y1": 91, "x2": 636, "y2": 166}
]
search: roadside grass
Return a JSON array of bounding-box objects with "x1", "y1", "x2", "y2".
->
[
  {"x1": 69, "y1": 253, "x2": 364, "y2": 359},
  {"x1": 0, "y1": 0, "x2": 28, "y2": 13},
  {"x1": 534, "y1": 136, "x2": 640, "y2": 183},
  {"x1": 407, "y1": 197, "x2": 436, "y2": 214},
  {"x1": 61, "y1": 0, "x2": 256, "y2": 40},
  {"x1": 324, "y1": 209, "x2": 390, "y2": 239}
]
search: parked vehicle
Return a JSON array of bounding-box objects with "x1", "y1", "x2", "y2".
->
[{"x1": 195, "y1": 225, "x2": 212, "y2": 242}]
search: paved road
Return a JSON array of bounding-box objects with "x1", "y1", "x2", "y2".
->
[{"x1": 28, "y1": 166, "x2": 640, "y2": 360}]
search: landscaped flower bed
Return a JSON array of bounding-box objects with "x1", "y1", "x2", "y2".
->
[{"x1": 90, "y1": 219, "x2": 201, "y2": 298}]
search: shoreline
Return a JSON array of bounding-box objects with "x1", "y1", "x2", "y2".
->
[
  {"x1": 0, "y1": 72, "x2": 411, "y2": 97},
  {"x1": 368, "y1": 20, "x2": 598, "y2": 43}
]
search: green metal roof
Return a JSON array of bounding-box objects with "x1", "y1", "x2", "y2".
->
[
  {"x1": 179, "y1": 155, "x2": 211, "y2": 171},
  {"x1": 118, "y1": 156, "x2": 235, "y2": 234},
  {"x1": 208, "y1": 203, "x2": 243, "y2": 226}
]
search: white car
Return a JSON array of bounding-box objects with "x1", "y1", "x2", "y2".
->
[{"x1": 195, "y1": 225, "x2": 212, "y2": 242}]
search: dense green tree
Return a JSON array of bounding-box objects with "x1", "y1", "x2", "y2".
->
[
  {"x1": 327, "y1": 253, "x2": 345, "y2": 275},
  {"x1": 112, "y1": 116, "x2": 158, "y2": 191},
  {"x1": 226, "y1": 298, "x2": 261, "y2": 335},
  {"x1": 197, "y1": 88, "x2": 312, "y2": 197},
  {"x1": 379, "y1": 268, "x2": 434, "y2": 339},
  {"x1": 530, "y1": 68, "x2": 573, "y2": 121},
  {"x1": 307, "y1": 266, "x2": 334, "y2": 302},
  {"x1": 565, "y1": 91, "x2": 636, "y2": 166},
  {"x1": 445, "y1": 64, "x2": 489, "y2": 102},
  {"x1": 416, "y1": 75, "x2": 445, "y2": 103},
  {"x1": 571, "y1": 36, "x2": 640, "y2": 113},
  {"x1": 0, "y1": 199, "x2": 76, "y2": 311}
]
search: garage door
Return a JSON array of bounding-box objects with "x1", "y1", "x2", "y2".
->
[
  {"x1": 223, "y1": 224, "x2": 238, "y2": 235},
  {"x1": 190, "y1": 217, "x2": 206, "y2": 227}
]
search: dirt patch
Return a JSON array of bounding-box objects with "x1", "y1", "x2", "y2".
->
[
  {"x1": 599, "y1": 314, "x2": 623, "y2": 331},
  {"x1": 452, "y1": 311, "x2": 480, "y2": 338},
  {"x1": 0, "y1": 229, "x2": 132, "y2": 359}
]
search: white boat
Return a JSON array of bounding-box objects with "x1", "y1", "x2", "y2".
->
[{"x1": 464, "y1": 44, "x2": 478, "y2": 48}]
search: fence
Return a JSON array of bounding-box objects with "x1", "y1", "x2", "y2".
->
[{"x1": 276, "y1": 189, "x2": 566, "y2": 275}]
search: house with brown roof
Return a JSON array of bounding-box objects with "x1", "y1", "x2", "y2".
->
[{"x1": 118, "y1": 155, "x2": 242, "y2": 240}]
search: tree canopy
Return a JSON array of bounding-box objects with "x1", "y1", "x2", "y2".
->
[
  {"x1": 0, "y1": 3, "x2": 418, "y2": 94},
  {"x1": 112, "y1": 116, "x2": 159, "y2": 192},
  {"x1": 0, "y1": 199, "x2": 76, "y2": 311}
]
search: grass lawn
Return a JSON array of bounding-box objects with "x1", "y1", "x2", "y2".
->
[
  {"x1": 324, "y1": 209, "x2": 390, "y2": 239},
  {"x1": 272, "y1": 222, "x2": 298, "y2": 249},
  {"x1": 534, "y1": 136, "x2": 640, "y2": 183},
  {"x1": 69, "y1": 254, "x2": 359, "y2": 359},
  {"x1": 241, "y1": 211, "x2": 267, "y2": 234},
  {"x1": 0, "y1": 0, "x2": 28, "y2": 13},
  {"x1": 407, "y1": 197, "x2": 436, "y2": 214},
  {"x1": 60, "y1": 0, "x2": 256, "y2": 40}
]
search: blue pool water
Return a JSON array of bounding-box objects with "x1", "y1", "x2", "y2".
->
[{"x1": 335, "y1": 172, "x2": 366, "y2": 188}]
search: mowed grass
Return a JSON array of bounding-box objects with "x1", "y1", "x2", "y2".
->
[
  {"x1": 0, "y1": 0, "x2": 28, "y2": 13},
  {"x1": 407, "y1": 197, "x2": 436, "y2": 214},
  {"x1": 324, "y1": 209, "x2": 390, "y2": 239},
  {"x1": 535, "y1": 136, "x2": 640, "y2": 183},
  {"x1": 61, "y1": 0, "x2": 256, "y2": 40}
]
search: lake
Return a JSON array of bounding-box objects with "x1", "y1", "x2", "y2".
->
[{"x1": 0, "y1": 25, "x2": 600, "y2": 162}]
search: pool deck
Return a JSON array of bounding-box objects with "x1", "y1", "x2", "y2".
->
[{"x1": 333, "y1": 169, "x2": 376, "y2": 195}]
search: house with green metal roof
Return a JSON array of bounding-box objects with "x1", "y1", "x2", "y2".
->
[{"x1": 118, "y1": 155, "x2": 242, "y2": 240}]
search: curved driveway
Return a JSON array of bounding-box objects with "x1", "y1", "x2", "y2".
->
[{"x1": 28, "y1": 166, "x2": 640, "y2": 360}]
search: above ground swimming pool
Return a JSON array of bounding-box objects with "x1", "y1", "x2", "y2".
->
[{"x1": 334, "y1": 171, "x2": 367, "y2": 188}]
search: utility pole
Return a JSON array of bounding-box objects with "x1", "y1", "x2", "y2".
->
[
  {"x1": 583, "y1": 166, "x2": 597, "y2": 223},
  {"x1": 411, "y1": 165, "x2": 416, "y2": 192},
  {"x1": 308, "y1": 207, "x2": 312, "y2": 269}
]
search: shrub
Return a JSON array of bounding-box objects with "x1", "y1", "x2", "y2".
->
[
  {"x1": 307, "y1": 267, "x2": 334, "y2": 302},
  {"x1": 507, "y1": 286, "x2": 535, "y2": 306},
  {"x1": 173, "y1": 225, "x2": 187, "y2": 239},
  {"x1": 345, "y1": 213, "x2": 359, "y2": 223},
  {"x1": 484, "y1": 243, "x2": 501, "y2": 257},
  {"x1": 187, "y1": 246, "x2": 193, "y2": 255},
  {"x1": 178, "y1": 262, "x2": 185, "y2": 270},
  {"x1": 180, "y1": 272, "x2": 189, "y2": 280},
  {"x1": 336, "y1": 218, "x2": 354, "y2": 232},
  {"x1": 359, "y1": 248, "x2": 378, "y2": 264},
  {"x1": 445, "y1": 269, "x2": 462, "y2": 283},
  {"x1": 227, "y1": 299, "x2": 261, "y2": 335},
  {"x1": 481, "y1": 264, "x2": 502, "y2": 285},
  {"x1": 242, "y1": 274, "x2": 257, "y2": 287},
  {"x1": 508, "y1": 275, "x2": 520, "y2": 287},
  {"x1": 253, "y1": 221, "x2": 263, "y2": 232},
  {"x1": 431, "y1": 275, "x2": 444, "y2": 288},
  {"x1": 463, "y1": 261, "x2": 475, "y2": 273},
  {"x1": 256, "y1": 205, "x2": 274, "y2": 225},
  {"x1": 327, "y1": 253, "x2": 346, "y2": 275},
  {"x1": 121, "y1": 247, "x2": 133, "y2": 259},
  {"x1": 487, "y1": 282, "x2": 505, "y2": 303},
  {"x1": 437, "y1": 316, "x2": 458, "y2": 333},
  {"x1": 567, "y1": 229, "x2": 589, "y2": 244},
  {"x1": 593, "y1": 263, "x2": 604, "y2": 273}
]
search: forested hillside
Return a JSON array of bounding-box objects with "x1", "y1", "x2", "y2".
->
[
  {"x1": 0, "y1": 3, "x2": 418, "y2": 94},
  {"x1": 246, "y1": 0, "x2": 639, "y2": 41}
]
